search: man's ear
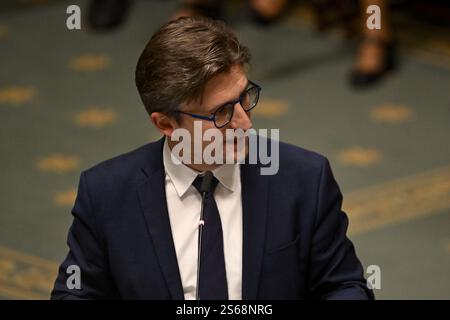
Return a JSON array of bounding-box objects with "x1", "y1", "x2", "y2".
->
[{"x1": 150, "y1": 112, "x2": 177, "y2": 137}]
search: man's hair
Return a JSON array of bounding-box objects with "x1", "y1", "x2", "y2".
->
[{"x1": 135, "y1": 16, "x2": 252, "y2": 120}]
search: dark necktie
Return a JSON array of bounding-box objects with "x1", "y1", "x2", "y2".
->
[{"x1": 192, "y1": 174, "x2": 228, "y2": 300}]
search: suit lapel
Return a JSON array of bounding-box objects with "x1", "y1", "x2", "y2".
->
[
  {"x1": 137, "y1": 138, "x2": 184, "y2": 300},
  {"x1": 240, "y1": 161, "x2": 269, "y2": 300}
]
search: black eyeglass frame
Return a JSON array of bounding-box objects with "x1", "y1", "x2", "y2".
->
[{"x1": 175, "y1": 80, "x2": 261, "y2": 128}]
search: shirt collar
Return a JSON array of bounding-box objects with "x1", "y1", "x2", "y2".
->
[{"x1": 163, "y1": 138, "x2": 239, "y2": 197}]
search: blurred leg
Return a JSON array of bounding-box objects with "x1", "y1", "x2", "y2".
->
[
  {"x1": 350, "y1": 0, "x2": 396, "y2": 87},
  {"x1": 250, "y1": 0, "x2": 290, "y2": 21}
]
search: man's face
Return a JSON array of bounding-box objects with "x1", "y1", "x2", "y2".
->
[{"x1": 169, "y1": 64, "x2": 253, "y2": 171}]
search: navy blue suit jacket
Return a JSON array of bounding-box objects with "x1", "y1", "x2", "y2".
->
[{"x1": 51, "y1": 137, "x2": 373, "y2": 300}]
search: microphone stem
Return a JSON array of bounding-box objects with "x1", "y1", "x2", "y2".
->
[{"x1": 196, "y1": 191, "x2": 207, "y2": 300}]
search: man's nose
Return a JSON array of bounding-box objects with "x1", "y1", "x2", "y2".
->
[{"x1": 229, "y1": 102, "x2": 252, "y2": 130}]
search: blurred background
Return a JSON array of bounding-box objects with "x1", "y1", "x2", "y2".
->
[{"x1": 0, "y1": 0, "x2": 449, "y2": 299}]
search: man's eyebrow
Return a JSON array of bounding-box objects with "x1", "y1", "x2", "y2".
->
[{"x1": 207, "y1": 80, "x2": 250, "y2": 113}]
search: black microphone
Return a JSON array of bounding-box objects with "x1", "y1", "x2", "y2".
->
[{"x1": 196, "y1": 171, "x2": 214, "y2": 300}]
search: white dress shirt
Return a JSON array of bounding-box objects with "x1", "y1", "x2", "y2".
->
[{"x1": 162, "y1": 139, "x2": 243, "y2": 300}]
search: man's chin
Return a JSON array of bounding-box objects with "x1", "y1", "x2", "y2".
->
[{"x1": 223, "y1": 139, "x2": 248, "y2": 164}]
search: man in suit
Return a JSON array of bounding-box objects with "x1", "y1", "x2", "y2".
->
[{"x1": 51, "y1": 16, "x2": 373, "y2": 300}]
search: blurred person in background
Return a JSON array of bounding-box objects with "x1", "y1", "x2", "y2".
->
[{"x1": 174, "y1": 0, "x2": 396, "y2": 88}]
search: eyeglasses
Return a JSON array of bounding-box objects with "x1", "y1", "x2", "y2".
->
[{"x1": 175, "y1": 80, "x2": 261, "y2": 128}]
